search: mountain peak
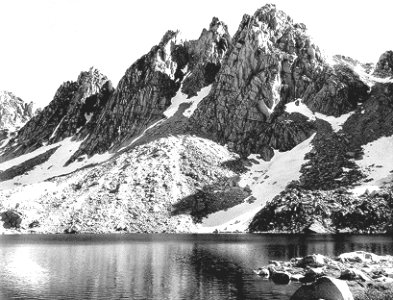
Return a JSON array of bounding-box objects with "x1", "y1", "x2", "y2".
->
[
  {"x1": 253, "y1": 3, "x2": 294, "y2": 30},
  {"x1": 209, "y1": 17, "x2": 228, "y2": 36},
  {"x1": 76, "y1": 67, "x2": 108, "y2": 102}
]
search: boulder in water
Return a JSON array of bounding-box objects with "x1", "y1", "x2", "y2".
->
[
  {"x1": 290, "y1": 276, "x2": 354, "y2": 300},
  {"x1": 269, "y1": 268, "x2": 291, "y2": 284}
]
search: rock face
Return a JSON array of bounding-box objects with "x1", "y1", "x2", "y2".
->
[
  {"x1": 71, "y1": 18, "x2": 230, "y2": 160},
  {"x1": 190, "y1": 4, "x2": 367, "y2": 158}
]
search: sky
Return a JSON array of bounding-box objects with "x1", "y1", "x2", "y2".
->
[{"x1": 0, "y1": 0, "x2": 392, "y2": 108}]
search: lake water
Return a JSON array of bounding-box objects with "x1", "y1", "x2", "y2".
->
[{"x1": 1, "y1": 234, "x2": 393, "y2": 300}]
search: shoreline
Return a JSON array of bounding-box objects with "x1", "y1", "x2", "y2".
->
[
  {"x1": 2, "y1": 227, "x2": 393, "y2": 235},
  {"x1": 253, "y1": 251, "x2": 393, "y2": 299}
]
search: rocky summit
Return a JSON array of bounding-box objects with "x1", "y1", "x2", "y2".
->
[{"x1": 0, "y1": 4, "x2": 393, "y2": 234}]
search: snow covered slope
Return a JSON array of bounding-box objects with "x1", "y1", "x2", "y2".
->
[
  {"x1": 198, "y1": 134, "x2": 315, "y2": 232},
  {"x1": 352, "y1": 134, "x2": 393, "y2": 195},
  {"x1": 0, "y1": 138, "x2": 112, "y2": 190}
]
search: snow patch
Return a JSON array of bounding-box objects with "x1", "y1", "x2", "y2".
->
[
  {"x1": 351, "y1": 135, "x2": 393, "y2": 196},
  {"x1": 164, "y1": 84, "x2": 212, "y2": 118},
  {"x1": 181, "y1": 64, "x2": 188, "y2": 73},
  {"x1": 197, "y1": 134, "x2": 316, "y2": 233},
  {"x1": 50, "y1": 116, "x2": 65, "y2": 140},
  {"x1": 216, "y1": 24, "x2": 227, "y2": 36},
  {"x1": 353, "y1": 65, "x2": 393, "y2": 87},
  {"x1": 118, "y1": 119, "x2": 164, "y2": 152},
  {"x1": 330, "y1": 58, "x2": 393, "y2": 88},
  {"x1": 0, "y1": 137, "x2": 11, "y2": 150},
  {"x1": 285, "y1": 99, "x2": 353, "y2": 132},
  {"x1": 183, "y1": 85, "x2": 212, "y2": 118},
  {"x1": 314, "y1": 111, "x2": 354, "y2": 132},
  {"x1": 0, "y1": 138, "x2": 112, "y2": 190},
  {"x1": 285, "y1": 99, "x2": 316, "y2": 121},
  {"x1": 84, "y1": 112, "x2": 93, "y2": 123}
]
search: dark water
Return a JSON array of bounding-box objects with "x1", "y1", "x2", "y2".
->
[{"x1": 1, "y1": 234, "x2": 393, "y2": 300}]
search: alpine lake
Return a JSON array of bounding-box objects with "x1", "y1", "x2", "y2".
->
[{"x1": 1, "y1": 233, "x2": 393, "y2": 300}]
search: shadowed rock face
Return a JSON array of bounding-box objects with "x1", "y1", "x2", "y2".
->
[
  {"x1": 68, "y1": 18, "x2": 231, "y2": 160},
  {"x1": 190, "y1": 4, "x2": 369, "y2": 158}
]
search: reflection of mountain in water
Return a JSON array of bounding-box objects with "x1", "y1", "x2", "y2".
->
[{"x1": 1, "y1": 234, "x2": 393, "y2": 299}]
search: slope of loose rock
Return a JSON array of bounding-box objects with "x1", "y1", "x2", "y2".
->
[{"x1": 0, "y1": 135, "x2": 253, "y2": 233}]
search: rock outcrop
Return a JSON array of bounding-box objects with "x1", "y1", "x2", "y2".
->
[{"x1": 249, "y1": 186, "x2": 393, "y2": 233}]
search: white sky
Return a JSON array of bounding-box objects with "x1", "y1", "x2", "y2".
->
[{"x1": 0, "y1": 0, "x2": 391, "y2": 108}]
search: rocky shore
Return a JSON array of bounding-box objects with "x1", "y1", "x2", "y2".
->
[{"x1": 254, "y1": 251, "x2": 393, "y2": 299}]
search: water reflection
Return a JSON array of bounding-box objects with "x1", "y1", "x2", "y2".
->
[{"x1": 0, "y1": 234, "x2": 392, "y2": 300}]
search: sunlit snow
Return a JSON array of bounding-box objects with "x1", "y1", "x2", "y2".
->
[
  {"x1": 285, "y1": 99, "x2": 353, "y2": 132},
  {"x1": 0, "y1": 138, "x2": 112, "y2": 190},
  {"x1": 197, "y1": 133, "x2": 315, "y2": 232},
  {"x1": 164, "y1": 84, "x2": 212, "y2": 118},
  {"x1": 351, "y1": 135, "x2": 393, "y2": 196}
]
